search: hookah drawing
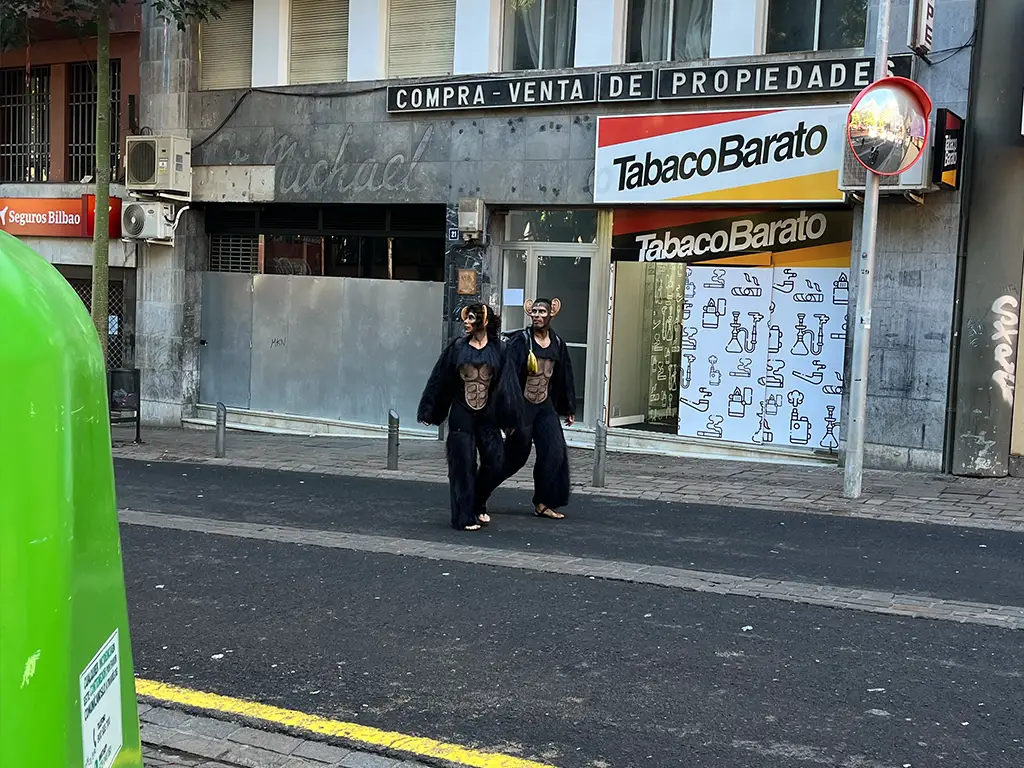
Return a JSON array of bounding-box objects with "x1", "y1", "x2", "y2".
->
[
  {"x1": 833, "y1": 273, "x2": 849, "y2": 305},
  {"x1": 793, "y1": 279, "x2": 825, "y2": 303},
  {"x1": 830, "y1": 315, "x2": 848, "y2": 341},
  {"x1": 728, "y1": 386, "x2": 754, "y2": 418},
  {"x1": 791, "y1": 313, "x2": 828, "y2": 356},
  {"x1": 680, "y1": 386, "x2": 713, "y2": 412},
  {"x1": 822, "y1": 371, "x2": 844, "y2": 396},
  {"x1": 758, "y1": 358, "x2": 786, "y2": 389},
  {"x1": 703, "y1": 268, "x2": 726, "y2": 289},
  {"x1": 697, "y1": 414, "x2": 724, "y2": 439},
  {"x1": 731, "y1": 272, "x2": 763, "y2": 297},
  {"x1": 773, "y1": 268, "x2": 797, "y2": 294},
  {"x1": 702, "y1": 298, "x2": 727, "y2": 329},
  {"x1": 708, "y1": 355, "x2": 722, "y2": 386},
  {"x1": 787, "y1": 390, "x2": 811, "y2": 445},
  {"x1": 820, "y1": 405, "x2": 839, "y2": 450},
  {"x1": 681, "y1": 326, "x2": 697, "y2": 351},
  {"x1": 729, "y1": 356, "x2": 753, "y2": 378},
  {"x1": 679, "y1": 354, "x2": 696, "y2": 389},
  {"x1": 794, "y1": 359, "x2": 827, "y2": 385},
  {"x1": 725, "y1": 311, "x2": 762, "y2": 354},
  {"x1": 753, "y1": 402, "x2": 774, "y2": 444}
]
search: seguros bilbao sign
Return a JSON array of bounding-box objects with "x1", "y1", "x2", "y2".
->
[{"x1": 595, "y1": 106, "x2": 848, "y2": 204}]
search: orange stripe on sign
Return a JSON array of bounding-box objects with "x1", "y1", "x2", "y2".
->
[
  {"x1": 612, "y1": 206, "x2": 768, "y2": 236},
  {"x1": 666, "y1": 170, "x2": 844, "y2": 203},
  {"x1": 597, "y1": 110, "x2": 781, "y2": 148}
]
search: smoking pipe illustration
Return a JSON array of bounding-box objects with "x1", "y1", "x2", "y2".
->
[
  {"x1": 794, "y1": 359, "x2": 827, "y2": 385},
  {"x1": 697, "y1": 414, "x2": 724, "y2": 439},
  {"x1": 702, "y1": 298, "x2": 727, "y2": 329},
  {"x1": 731, "y1": 273, "x2": 763, "y2": 297},
  {"x1": 728, "y1": 386, "x2": 754, "y2": 418},
  {"x1": 773, "y1": 268, "x2": 797, "y2": 293},
  {"x1": 680, "y1": 354, "x2": 696, "y2": 390},
  {"x1": 820, "y1": 405, "x2": 839, "y2": 450},
  {"x1": 725, "y1": 311, "x2": 761, "y2": 354},
  {"x1": 793, "y1": 279, "x2": 824, "y2": 303},
  {"x1": 681, "y1": 326, "x2": 697, "y2": 351},
  {"x1": 703, "y1": 268, "x2": 726, "y2": 289},
  {"x1": 822, "y1": 371, "x2": 844, "y2": 396},
  {"x1": 680, "y1": 386, "x2": 713, "y2": 412},
  {"x1": 791, "y1": 313, "x2": 828, "y2": 356},
  {"x1": 708, "y1": 355, "x2": 722, "y2": 386},
  {"x1": 758, "y1": 358, "x2": 786, "y2": 389},
  {"x1": 787, "y1": 390, "x2": 811, "y2": 445}
]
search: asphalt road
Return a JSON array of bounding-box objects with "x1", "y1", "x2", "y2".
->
[
  {"x1": 115, "y1": 459, "x2": 1024, "y2": 606},
  {"x1": 122, "y1": 524, "x2": 1024, "y2": 768}
]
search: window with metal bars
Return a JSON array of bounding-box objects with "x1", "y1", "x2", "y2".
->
[
  {"x1": 66, "y1": 278, "x2": 127, "y2": 369},
  {"x1": 0, "y1": 66, "x2": 51, "y2": 183},
  {"x1": 67, "y1": 60, "x2": 121, "y2": 183},
  {"x1": 209, "y1": 234, "x2": 260, "y2": 273}
]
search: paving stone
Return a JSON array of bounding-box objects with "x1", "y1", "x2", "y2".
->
[
  {"x1": 162, "y1": 732, "x2": 232, "y2": 761},
  {"x1": 219, "y1": 744, "x2": 293, "y2": 768},
  {"x1": 139, "y1": 722, "x2": 178, "y2": 747},
  {"x1": 177, "y1": 715, "x2": 243, "y2": 740},
  {"x1": 141, "y1": 707, "x2": 193, "y2": 729},
  {"x1": 228, "y1": 726, "x2": 304, "y2": 755},
  {"x1": 338, "y1": 753, "x2": 406, "y2": 768},
  {"x1": 291, "y1": 741, "x2": 353, "y2": 763}
]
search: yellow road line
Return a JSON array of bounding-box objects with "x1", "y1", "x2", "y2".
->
[{"x1": 136, "y1": 679, "x2": 557, "y2": 768}]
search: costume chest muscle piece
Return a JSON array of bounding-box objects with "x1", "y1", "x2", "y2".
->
[
  {"x1": 460, "y1": 363, "x2": 492, "y2": 410},
  {"x1": 524, "y1": 357, "x2": 554, "y2": 404}
]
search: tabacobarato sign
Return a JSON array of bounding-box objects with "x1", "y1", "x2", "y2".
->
[
  {"x1": 594, "y1": 106, "x2": 849, "y2": 205},
  {"x1": 386, "y1": 54, "x2": 914, "y2": 114}
]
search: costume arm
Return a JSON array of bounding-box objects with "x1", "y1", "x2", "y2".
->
[
  {"x1": 495, "y1": 340, "x2": 525, "y2": 432},
  {"x1": 417, "y1": 338, "x2": 457, "y2": 425}
]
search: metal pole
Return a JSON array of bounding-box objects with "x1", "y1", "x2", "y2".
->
[
  {"x1": 844, "y1": 0, "x2": 892, "y2": 499},
  {"x1": 215, "y1": 402, "x2": 227, "y2": 458},
  {"x1": 387, "y1": 409, "x2": 400, "y2": 470},
  {"x1": 592, "y1": 420, "x2": 607, "y2": 487}
]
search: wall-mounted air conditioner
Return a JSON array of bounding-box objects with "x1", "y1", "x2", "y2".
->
[
  {"x1": 121, "y1": 201, "x2": 175, "y2": 241},
  {"x1": 125, "y1": 135, "x2": 192, "y2": 195},
  {"x1": 838, "y1": 131, "x2": 935, "y2": 194}
]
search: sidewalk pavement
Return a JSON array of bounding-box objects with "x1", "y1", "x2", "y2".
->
[
  {"x1": 112, "y1": 426, "x2": 1024, "y2": 533},
  {"x1": 140, "y1": 702, "x2": 431, "y2": 768}
]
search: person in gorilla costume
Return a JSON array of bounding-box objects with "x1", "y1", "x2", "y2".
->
[{"x1": 418, "y1": 303, "x2": 521, "y2": 531}]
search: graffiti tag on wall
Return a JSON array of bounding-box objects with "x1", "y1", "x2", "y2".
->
[{"x1": 991, "y1": 295, "x2": 1019, "y2": 406}]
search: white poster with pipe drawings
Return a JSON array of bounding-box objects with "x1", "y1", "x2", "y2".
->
[
  {"x1": 761, "y1": 267, "x2": 848, "y2": 451},
  {"x1": 678, "y1": 267, "x2": 772, "y2": 444}
]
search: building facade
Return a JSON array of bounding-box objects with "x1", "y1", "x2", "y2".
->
[{"x1": 5, "y1": 0, "x2": 1021, "y2": 475}]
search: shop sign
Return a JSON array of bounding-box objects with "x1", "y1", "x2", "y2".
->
[
  {"x1": 386, "y1": 55, "x2": 913, "y2": 114},
  {"x1": 0, "y1": 195, "x2": 122, "y2": 238},
  {"x1": 594, "y1": 106, "x2": 849, "y2": 205},
  {"x1": 931, "y1": 108, "x2": 964, "y2": 190},
  {"x1": 612, "y1": 209, "x2": 855, "y2": 263},
  {"x1": 908, "y1": 0, "x2": 936, "y2": 57}
]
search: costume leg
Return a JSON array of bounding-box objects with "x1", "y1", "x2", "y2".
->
[
  {"x1": 446, "y1": 406, "x2": 479, "y2": 530},
  {"x1": 497, "y1": 403, "x2": 537, "y2": 486},
  {"x1": 532, "y1": 406, "x2": 571, "y2": 509},
  {"x1": 473, "y1": 418, "x2": 506, "y2": 510}
]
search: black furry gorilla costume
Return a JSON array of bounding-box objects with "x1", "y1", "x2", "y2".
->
[
  {"x1": 498, "y1": 298, "x2": 576, "y2": 513},
  {"x1": 417, "y1": 304, "x2": 522, "y2": 530}
]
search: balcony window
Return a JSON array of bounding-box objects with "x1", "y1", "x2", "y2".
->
[
  {"x1": 199, "y1": 0, "x2": 254, "y2": 90},
  {"x1": 626, "y1": 0, "x2": 712, "y2": 63},
  {"x1": 290, "y1": 0, "x2": 349, "y2": 84},
  {"x1": 507, "y1": 0, "x2": 577, "y2": 71},
  {"x1": 388, "y1": 0, "x2": 457, "y2": 78},
  {"x1": 67, "y1": 61, "x2": 121, "y2": 182},
  {"x1": 0, "y1": 66, "x2": 50, "y2": 183},
  {"x1": 767, "y1": 0, "x2": 868, "y2": 53}
]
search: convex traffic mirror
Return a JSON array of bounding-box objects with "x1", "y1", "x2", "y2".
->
[{"x1": 847, "y1": 77, "x2": 933, "y2": 176}]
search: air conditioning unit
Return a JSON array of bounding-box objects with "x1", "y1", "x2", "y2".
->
[
  {"x1": 125, "y1": 135, "x2": 192, "y2": 195},
  {"x1": 458, "y1": 197, "x2": 485, "y2": 236},
  {"x1": 121, "y1": 201, "x2": 175, "y2": 240},
  {"x1": 838, "y1": 132, "x2": 935, "y2": 194}
]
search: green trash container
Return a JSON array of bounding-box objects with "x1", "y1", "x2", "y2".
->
[{"x1": 0, "y1": 231, "x2": 143, "y2": 768}]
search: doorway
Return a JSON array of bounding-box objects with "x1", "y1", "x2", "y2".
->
[{"x1": 501, "y1": 243, "x2": 599, "y2": 424}]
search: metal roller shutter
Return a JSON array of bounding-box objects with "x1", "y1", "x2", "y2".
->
[
  {"x1": 199, "y1": 0, "x2": 254, "y2": 90},
  {"x1": 290, "y1": 0, "x2": 349, "y2": 85},
  {"x1": 387, "y1": 0, "x2": 456, "y2": 79}
]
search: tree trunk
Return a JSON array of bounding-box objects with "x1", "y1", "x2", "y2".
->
[{"x1": 91, "y1": 0, "x2": 112, "y2": 363}]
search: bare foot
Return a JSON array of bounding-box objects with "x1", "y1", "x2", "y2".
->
[
  {"x1": 462, "y1": 524, "x2": 482, "y2": 531},
  {"x1": 477, "y1": 513, "x2": 491, "y2": 525},
  {"x1": 534, "y1": 505, "x2": 565, "y2": 519}
]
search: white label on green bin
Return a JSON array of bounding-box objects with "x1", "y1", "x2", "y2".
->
[{"x1": 80, "y1": 629, "x2": 123, "y2": 768}]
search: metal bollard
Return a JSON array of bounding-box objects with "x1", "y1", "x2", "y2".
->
[
  {"x1": 592, "y1": 420, "x2": 607, "y2": 487},
  {"x1": 215, "y1": 402, "x2": 227, "y2": 458},
  {"x1": 387, "y1": 409, "x2": 400, "y2": 470}
]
